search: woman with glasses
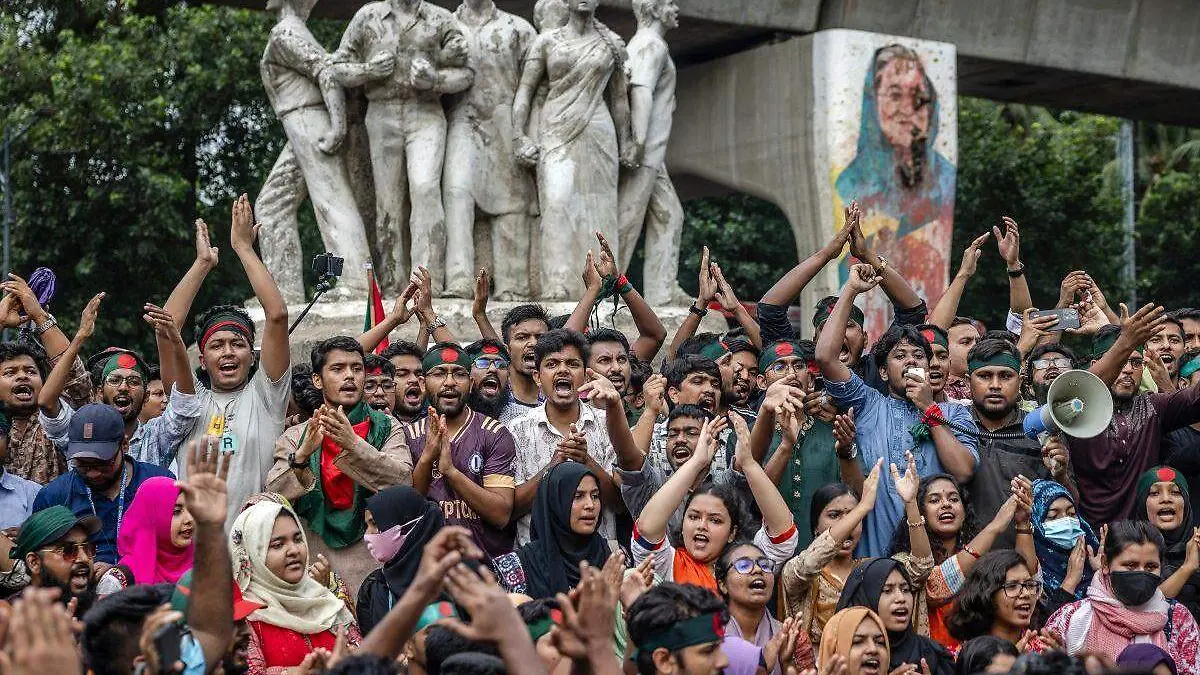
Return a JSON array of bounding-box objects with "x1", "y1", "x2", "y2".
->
[
  {"x1": 1045, "y1": 520, "x2": 1200, "y2": 673},
  {"x1": 947, "y1": 550, "x2": 1056, "y2": 651},
  {"x1": 355, "y1": 486, "x2": 445, "y2": 636},
  {"x1": 229, "y1": 498, "x2": 361, "y2": 675},
  {"x1": 715, "y1": 543, "x2": 782, "y2": 661},
  {"x1": 516, "y1": 461, "x2": 610, "y2": 599},
  {"x1": 836, "y1": 557, "x2": 955, "y2": 675}
]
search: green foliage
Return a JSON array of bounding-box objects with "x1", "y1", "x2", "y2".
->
[
  {"x1": 952, "y1": 98, "x2": 1127, "y2": 327},
  {"x1": 1137, "y1": 168, "x2": 1200, "y2": 307},
  {"x1": 673, "y1": 194, "x2": 795, "y2": 300}
]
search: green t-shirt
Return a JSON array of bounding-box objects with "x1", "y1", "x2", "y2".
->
[{"x1": 761, "y1": 419, "x2": 841, "y2": 549}]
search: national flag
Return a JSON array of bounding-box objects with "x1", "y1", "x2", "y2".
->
[{"x1": 364, "y1": 265, "x2": 389, "y2": 354}]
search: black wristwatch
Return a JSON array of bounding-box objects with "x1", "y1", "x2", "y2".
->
[
  {"x1": 288, "y1": 452, "x2": 308, "y2": 470},
  {"x1": 689, "y1": 302, "x2": 708, "y2": 317},
  {"x1": 1007, "y1": 263, "x2": 1026, "y2": 278}
]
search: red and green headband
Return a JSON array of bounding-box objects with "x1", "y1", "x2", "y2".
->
[
  {"x1": 423, "y1": 344, "x2": 473, "y2": 371},
  {"x1": 199, "y1": 317, "x2": 254, "y2": 351}
]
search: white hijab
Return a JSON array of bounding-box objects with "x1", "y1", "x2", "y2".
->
[{"x1": 229, "y1": 501, "x2": 354, "y2": 635}]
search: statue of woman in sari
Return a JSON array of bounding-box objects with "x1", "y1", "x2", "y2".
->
[
  {"x1": 513, "y1": 0, "x2": 633, "y2": 300},
  {"x1": 834, "y1": 44, "x2": 955, "y2": 337}
]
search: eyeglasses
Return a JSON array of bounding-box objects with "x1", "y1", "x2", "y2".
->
[
  {"x1": 1128, "y1": 357, "x2": 1146, "y2": 369},
  {"x1": 1032, "y1": 357, "x2": 1072, "y2": 370},
  {"x1": 104, "y1": 374, "x2": 144, "y2": 389},
  {"x1": 364, "y1": 381, "x2": 396, "y2": 393},
  {"x1": 474, "y1": 357, "x2": 509, "y2": 371},
  {"x1": 768, "y1": 361, "x2": 807, "y2": 375},
  {"x1": 40, "y1": 541, "x2": 97, "y2": 563},
  {"x1": 1000, "y1": 580, "x2": 1042, "y2": 598},
  {"x1": 732, "y1": 557, "x2": 776, "y2": 575},
  {"x1": 74, "y1": 453, "x2": 121, "y2": 472}
]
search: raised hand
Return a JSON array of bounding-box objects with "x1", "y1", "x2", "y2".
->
[
  {"x1": 712, "y1": 264, "x2": 741, "y2": 311},
  {"x1": 411, "y1": 267, "x2": 437, "y2": 323},
  {"x1": 904, "y1": 369, "x2": 935, "y2": 410},
  {"x1": 308, "y1": 553, "x2": 331, "y2": 587},
  {"x1": 994, "y1": 216, "x2": 1021, "y2": 267},
  {"x1": 833, "y1": 408, "x2": 857, "y2": 456},
  {"x1": 194, "y1": 218, "x2": 219, "y2": 269},
  {"x1": 1058, "y1": 271, "x2": 1089, "y2": 309},
  {"x1": 1062, "y1": 536, "x2": 1087, "y2": 592},
  {"x1": 956, "y1": 232, "x2": 990, "y2": 279},
  {"x1": 322, "y1": 405, "x2": 359, "y2": 450},
  {"x1": 296, "y1": 410, "x2": 325, "y2": 465},
  {"x1": 641, "y1": 373, "x2": 667, "y2": 418},
  {"x1": 0, "y1": 273, "x2": 46, "y2": 324},
  {"x1": 846, "y1": 263, "x2": 880, "y2": 295},
  {"x1": 431, "y1": 411, "x2": 458, "y2": 479},
  {"x1": 729, "y1": 412, "x2": 753, "y2": 471},
  {"x1": 582, "y1": 250, "x2": 602, "y2": 293},
  {"x1": 697, "y1": 246, "x2": 717, "y2": 304},
  {"x1": 554, "y1": 560, "x2": 619, "y2": 656},
  {"x1": 594, "y1": 232, "x2": 619, "y2": 278},
  {"x1": 1040, "y1": 435, "x2": 1070, "y2": 478},
  {"x1": 803, "y1": 390, "x2": 837, "y2": 424},
  {"x1": 1021, "y1": 307, "x2": 1060, "y2": 338},
  {"x1": 2, "y1": 588, "x2": 83, "y2": 675},
  {"x1": 557, "y1": 424, "x2": 590, "y2": 464},
  {"x1": 142, "y1": 302, "x2": 180, "y2": 342},
  {"x1": 175, "y1": 436, "x2": 231, "y2": 527},
  {"x1": 823, "y1": 205, "x2": 857, "y2": 261},
  {"x1": 75, "y1": 293, "x2": 106, "y2": 340},
  {"x1": 1116, "y1": 302, "x2": 1168, "y2": 349},
  {"x1": 137, "y1": 605, "x2": 185, "y2": 675},
  {"x1": 392, "y1": 281, "x2": 419, "y2": 325},
  {"x1": 891, "y1": 451, "x2": 920, "y2": 504},
  {"x1": 441, "y1": 563, "x2": 525, "y2": 644},
  {"x1": 1185, "y1": 527, "x2": 1200, "y2": 571},
  {"x1": 580, "y1": 368, "x2": 621, "y2": 410},
  {"x1": 472, "y1": 269, "x2": 490, "y2": 317},
  {"x1": 413, "y1": 526, "x2": 483, "y2": 602},
  {"x1": 1011, "y1": 475, "x2": 1033, "y2": 526},
  {"x1": 621, "y1": 556, "x2": 654, "y2": 608},
  {"x1": 848, "y1": 200, "x2": 870, "y2": 261},
  {"x1": 230, "y1": 193, "x2": 259, "y2": 252},
  {"x1": 860, "y1": 459, "x2": 883, "y2": 511}
]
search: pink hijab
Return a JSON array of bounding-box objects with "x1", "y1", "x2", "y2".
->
[{"x1": 117, "y1": 476, "x2": 194, "y2": 584}]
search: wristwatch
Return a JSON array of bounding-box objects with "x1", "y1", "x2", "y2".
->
[
  {"x1": 34, "y1": 313, "x2": 57, "y2": 335},
  {"x1": 1007, "y1": 262, "x2": 1026, "y2": 278},
  {"x1": 689, "y1": 302, "x2": 708, "y2": 317},
  {"x1": 426, "y1": 316, "x2": 447, "y2": 337},
  {"x1": 872, "y1": 256, "x2": 890, "y2": 276},
  {"x1": 288, "y1": 452, "x2": 308, "y2": 470},
  {"x1": 836, "y1": 442, "x2": 859, "y2": 461}
]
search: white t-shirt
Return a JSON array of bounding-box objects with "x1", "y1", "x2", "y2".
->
[{"x1": 181, "y1": 366, "x2": 290, "y2": 530}]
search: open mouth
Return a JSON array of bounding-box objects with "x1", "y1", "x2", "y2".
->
[
  {"x1": 861, "y1": 657, "x2": 881, "y2": 674},
  {"x1": 438, "y1": 389, "x2": 460, "y2": 405},
  {"x1": 479, "y1": 375, "x2": 501, "y2": 396},
  {"x1": 691, "y1": 533, "x2": 710, "y2": 550},
  {"x1": 748, "y1": 578, "x2": 768, "y2": 591},
  {"x1": 178, "y1": 527, "x2": 194, "y2": 542},
  {"x1": 369, "y1": 400, "x2": 390, "y2": 411},
  {"x1": 698, "y1": 393, "x2": 716, "y2": 410},
  {"x1": 671, "y1": 445, "x2": 692, "y2": 463},
  {"x1": 890, "y1": 607, "x2": 910, "y2": 622},
  {"x1": 937, "y1": 511, "x2": 957, "y2": 525},
  {"x1": 552, "y1": 376, "x2": 573, "y2": 396},
  {"x1": 1045, "y1": 370, "x2": 1062, "y2": 382},
  {"x1": 218, "y1": 360, "x2": 240, "y2": 376},
  {"x1": 338, "y1": 384, "x2": 358, "y2": 395},
  {"x1": 70, "y1": 565, "x2": 91, "y2": 591},
  {"x1": 522, "y1": 350, "x2": 536, "y2": 370},
  {"x1": 607, "y1": 375, "x2": 626, "y2": 391},
  {"x1": 1157, "y1": 507, "x2": 1179, "y2": 523},
  {"x1": 112, "y1": 394, "x2": 134, "y2": 413},
  {"x1": 1117, "y1": 376, "x2": 1136, "y2": 388},
  {"x1": 927, "y1": 369, "x2": 944, "y2": 384},
  {"x1": 840, "y1": 538, "x2": 855, "y2": 552},
  {"x1": 11, "y1": 383, "x2": 33, "y2": 402},
  {"x1": 838, "y1": 346, "x2": 851, "y2": 364},
  {"x1": 1014, "y1": 601, "x2": 1033, "y2": 617},
  {"x1": 1161, "y1": 354, "x2": 1176, "y2": 366},
  {"x1": 403, "y1": 385, "x2": 422, "y2": 406}
]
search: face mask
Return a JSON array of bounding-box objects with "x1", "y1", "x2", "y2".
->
[
  {"x1": 1042, "y1": 516, "x2": 1084, "y2": 549},
  {"x1": 363, "y1": 519, "x2": 415, "y2": 564},
  {"x1": 1109, "y1": 570, "x2": 1160, "y2": 606}
]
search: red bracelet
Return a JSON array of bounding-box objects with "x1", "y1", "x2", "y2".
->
[
  {"x1": 616, "y1": 274, "x2": 629, "y2": 288},
  {"x1": 962, "y1": 545, "x2": 981, "y2": 560},
  {"x1": 921, "y1": 404, "x2": 944, "y2": 427}
]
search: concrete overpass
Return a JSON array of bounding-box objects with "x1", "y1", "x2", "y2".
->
[{"x1": 218, "y1": 0, "x2": 1200, "y2": 126}]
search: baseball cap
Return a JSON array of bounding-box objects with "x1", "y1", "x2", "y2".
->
[
  {"x1": 171, "y1": 570, "x2": 267, "y2": 622},
  {"x1": 67, "y1": 403, "x2": 125, "y2": 461},
  {"x1": 11, "y1": 506, "x2": 101, "y2": 560}
]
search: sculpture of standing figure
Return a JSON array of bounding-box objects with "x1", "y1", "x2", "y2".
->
[
  {"x1": 258, "y1": 0, "x2": 374, "y2": 302},
  {"x1": 331, "y1": 0, "x2": 474, "y2": 292},
  {"x1": 617, "y1": 0, "x2": 688, "y2": 305},
  {"x1": 442, "y1": 0, "x2": 538, "y2": 300},
  {"x1": 512, "y1": 0, "x2": 633, "y2": 300}
]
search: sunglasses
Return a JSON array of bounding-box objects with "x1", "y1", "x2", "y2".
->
[
  {"x1": 41, "y1": 541, "x2": 97, "y2": 563},
  {"x1": 732, "y1": 557, "x2": 776, "y2": 575},
  {"x1": 474, "y1": 357, "x2": 509, "y2": 370}
]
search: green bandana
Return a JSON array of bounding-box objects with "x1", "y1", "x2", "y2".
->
[
  {"x1": 635, "y1": 612, "x2": 725, "y2": 656},
  {"x1": 293, "y1": 400, "x2": 393, "y2": 549},
  {"x1": 813, "y1": 296, "x2": 865, "y2": 330},
  {"x1": 423, "y1": 343, "x2": 473, "y2": 371},
  {"x1": 88, "y1": 348, "x2": 150, "y2": 382},
  {"x1": 698, "y1": 340, "x2": 729, "y2": 361},
  {"x1": 759, "y1": 340, "x2": 806, "y2": 372},
  {"x1": 1181, "y1": 353, "x2": 1200, "y2": 380},
  {"x1": 967, "y1": 353, "x2": 1021, "y2": 374},
  {"x1": 528, "y1": 615, "x2": 555, "y2": 643},
  {"x1": 1092, "y1": 330, "x2": 1141, "y2": 359},
  {"x1": 416, "y1": 601, "x2": 459, "y2": 633},
  {"x1": 919, "y1": 325, "x2": 949, "y2": 350}
]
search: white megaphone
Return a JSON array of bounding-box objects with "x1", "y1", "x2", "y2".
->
[{"x1": 1023, "y1": 369, "x2": 1114, "y2": 440}]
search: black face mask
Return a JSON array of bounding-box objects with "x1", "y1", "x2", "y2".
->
[{"x1": 1110, "y1": 570, "x2": 1160, "y2": 606}]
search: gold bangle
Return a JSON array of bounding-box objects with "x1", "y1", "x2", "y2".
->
[{"x1": 907, "y1": 516, "x2": 926, "y2": 529}]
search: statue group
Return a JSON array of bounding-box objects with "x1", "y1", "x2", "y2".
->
[{"x1": 257, "y1": 0, "x2": 689, "y2": 306}]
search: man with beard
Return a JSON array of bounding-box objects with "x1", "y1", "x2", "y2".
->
[
  {"x1": 963, "y1": 339, "x2": 1075, "y2": 548},
  {"x1": 82, "y1": 438, "x2": 236, "y2": 675},
  {"x1": 408, "y1": 343, "x2": 517, "y2": 559},
  {"x1": 1023, "y1": 344, "x2": 1077, "y2": 406},
  {"x1": 1146, "y1": 316, "x2": 1187, "y2": 390},
  {"x1": 817, "y1": 264, "x2": 978, "y2": 557},
  {"x1": 587, "y1": 328, "x2": 641, "y2": 420},
  {"x1": 643, "y1": 355, "x2": 729, "y2": 476},
  {"x1": 700, "y1": 337, "x2": 762, "y2": 414},
  {"x1": 266, "y1": 336, "x2": 412, "y2": 593},
  {"x1": 363, "y1": 354, "x2": 399, "y2": 417},
  {"x1": 945, "y1": 317, "x2": 983, "y2": 400},
  {"x1": 33, "y1": 404, "x2": 173, "y2": 564},
  {"x1": 1177, "y1": 309, "x2": 1200, "y2": 353},
  {"x1": 164, "y1": 197, "x2": 291, "y2": 530},
  {"x1": 11, "y1": 505, "x2": 100, "y2": 616},
  {"x1": 464, "y1": 339, "x2": 511, "y2": 420},
  {"x1": 169, "y1": 571, "x2": 265, "y2": 675},
  {"x1": 499, "y1": 304, "x2": 551, "y2": 425},
  {"x1": 40, "y1": 303, "x2": 201, "y2": 470},
  {"x1": 747, "y1": 340, "x2": 856, "y2": 548},
  {"x1": 382, "y1": 341, "x2": 427, "y2": 423},
  {"x1": 1070, "y1": 313, "x2": 1200, "y2": 524},
  {"x1": 508, "y1": 329, "x2": 620, "y2": 545}
]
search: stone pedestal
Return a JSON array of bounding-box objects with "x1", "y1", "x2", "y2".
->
[{"x1": 245, "y1": 297, "x2": 730, "y2": 366}]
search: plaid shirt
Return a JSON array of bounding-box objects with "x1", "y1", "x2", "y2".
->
[{"x1": 6, "y1": 356, "x2": 92, "y2": 485}]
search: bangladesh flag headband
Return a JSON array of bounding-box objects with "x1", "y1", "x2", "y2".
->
[
  {"x1": 635, "y1": 612, "x2": 724, "y2": 656},
  {"x1": 423, "y1": 344, "x2": 473, "y2": 371},
  {"x1": 88, "y1": 348, "x2": 149, "y2": 381}
]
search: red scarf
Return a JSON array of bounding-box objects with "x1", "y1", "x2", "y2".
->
[{"x1": 320, "y1": 419, "x2": 371, "y2": 510}]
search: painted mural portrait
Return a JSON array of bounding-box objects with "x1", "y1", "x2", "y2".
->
[{"x1": 835, "y1": 43, "x2": 955, "y2": 338}]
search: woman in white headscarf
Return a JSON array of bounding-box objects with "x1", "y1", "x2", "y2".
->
[{"x1": 230, "y1": 499, "x2": 360, "y2": 674}]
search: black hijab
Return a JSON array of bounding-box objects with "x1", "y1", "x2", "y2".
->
[
  {"x1": 367, "y1": 486, "x2": 445, "y2": 598},
  {"x1": 837, "y1": 558, "x2": 954, "y2": 675},
  {"x1": 517, "y1": 462, "x2": 611, "y2": 599}
]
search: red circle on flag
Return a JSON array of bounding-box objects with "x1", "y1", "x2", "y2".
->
[
  {"x1": 921, "y1": 330, "x2": 936, "y2": 344},
  {"x1": 1158, "y1": 467, "x2": 1177, "y2": 482},
  {"x1": 483, "y1": 345, "x2": 499, "y2": 355},
  {"x1": 441, "y1": 348, "x2": 460, "y2": 363},
  {"x1": 775, "y1": 343, "x2": 794, "y2": 357},
  {"x1": 117, "y1": 354, "x2": 137, "y2": 369}
]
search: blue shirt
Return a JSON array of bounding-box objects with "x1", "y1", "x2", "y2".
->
[
  {"x1": 32, "y1": 459, "x2": 175, "y2": 564},
  {"x1": 826, "y1": 372, "x2": 979, "y2": 558},
  {"x1": 0, "y1": 470, "x2": 42, "y2": 530}
]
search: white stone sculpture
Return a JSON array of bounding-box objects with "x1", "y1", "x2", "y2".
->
[
  {"x1": 618, "y1": 0, "x2": 688, "y2": 305},
  {"x1": 442, "y1": 0, "x2": 539, "y2": 300},
  {"x1": 512, "y1": 0, "x2": 633, "y2": 301},
  {"x1": 257, "y1": 0, "x2": 374, "y2": 303},
  {"x1": 330, "y1": 0, "x2": 474, "y2": 293}
]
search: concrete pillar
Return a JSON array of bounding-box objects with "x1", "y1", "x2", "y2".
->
[{"x1": 667, "y1": 30, "x2": 958, "y2": 339}]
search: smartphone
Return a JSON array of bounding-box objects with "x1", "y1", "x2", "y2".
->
[
  {"x1": 1029, "y1": 308, "x2": 1081, "y2": 332},
  {"x1": 811, "y1": 376, "x2": 825, "y2": 392},
  {"x1": 153, "y1": 622, "x2": 189, "y2": 674},
  {"x1": 903, "y1": 367, "x2": 926, "y2": 382}
]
